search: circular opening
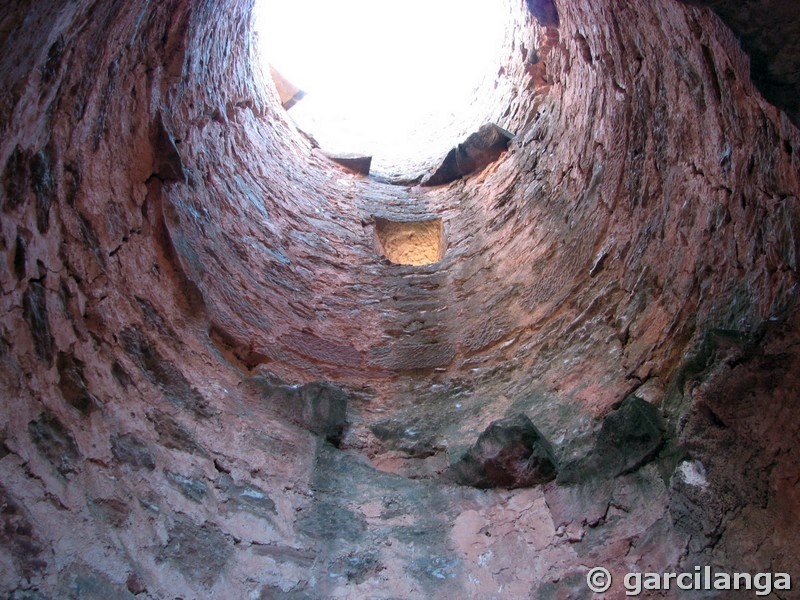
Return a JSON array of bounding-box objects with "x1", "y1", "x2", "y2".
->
[{"x1": 253, "y1": 0, "x2": 508, "y2": 178}]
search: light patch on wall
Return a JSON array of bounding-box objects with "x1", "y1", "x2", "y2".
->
[
  {"x1": 374, "y1": 217, "x2": 445, "y2": 266},
  {"x1": 252, "y1": 0, "x2": 507, "y2": 174}
]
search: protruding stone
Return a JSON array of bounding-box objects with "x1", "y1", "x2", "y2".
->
[
  {"x1": 446, "y1": 413, "x2": 558, "y2": 489},
  {"x1": 321, "y1": 151, "x2": 372, "y2": 175},
  {"x1": 270, "y1": 65, "x2": 306, "y2": 110},
  {"x1": 558, "y1": 395, "x2": 666, "y2": 483},
  {"x1": 593, "y1": 395, "x2": 666, "y2": 475},
  {"x1": 421, "y1": 123, "x2": 514, "y2": 186}
]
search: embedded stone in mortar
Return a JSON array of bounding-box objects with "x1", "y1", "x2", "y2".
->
[{"x1": 374, "y1": 217, "x2": 444, "y2": 266}]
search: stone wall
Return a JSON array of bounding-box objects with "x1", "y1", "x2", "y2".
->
[{"x1": 1, "y1": 0, "x2": 799, "y2": 597}]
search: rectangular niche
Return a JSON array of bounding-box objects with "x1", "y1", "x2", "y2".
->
[{"x1": 374, "y1": 217, "x2": 445, "y2": 266}]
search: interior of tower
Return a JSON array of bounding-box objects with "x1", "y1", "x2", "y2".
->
[{"x1": 1, "y1": 0, "x2": 799, "y2": 597}]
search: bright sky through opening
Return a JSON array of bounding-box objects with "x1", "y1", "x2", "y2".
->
[{"x1": 253, "y1": 0, "x2": 507, "y2": 175}]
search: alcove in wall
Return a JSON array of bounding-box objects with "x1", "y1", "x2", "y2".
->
[{"x1": 373, "y1": 217, "x2": 445, "y2": 266}]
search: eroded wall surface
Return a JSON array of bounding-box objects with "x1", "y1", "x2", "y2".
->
[{"x1": 1, "y1": 0, "x2": 799, "y2": 597}]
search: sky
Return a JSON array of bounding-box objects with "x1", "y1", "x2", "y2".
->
[{"x1": 252, "y1": 0, "x2": 507, "y2": 170}]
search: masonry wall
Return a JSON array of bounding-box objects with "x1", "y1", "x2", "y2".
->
[{"x1": 1, "y1": 0, "x2": 799, "y2": 597}]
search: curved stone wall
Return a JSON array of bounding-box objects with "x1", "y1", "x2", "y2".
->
[{"x1": 1, "y1": 0, "x2": 799, "y2": 597}]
